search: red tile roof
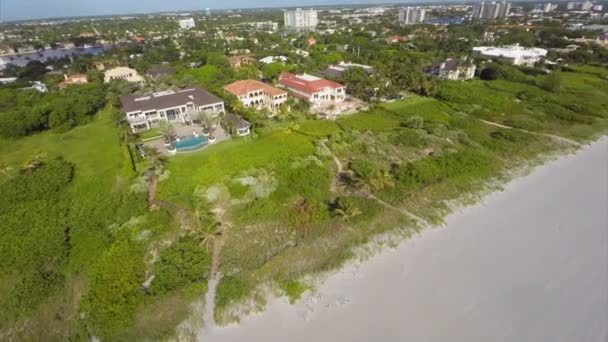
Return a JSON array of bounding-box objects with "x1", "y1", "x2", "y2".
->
[
  {"x1": 278, "y1": 72, "x2": 344, "y2": 95},
  {"x1": 224, "y1": 80, "x2": 287, "y2": 97}
]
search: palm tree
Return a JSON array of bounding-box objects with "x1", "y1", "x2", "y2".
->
[
  {"x1": 333, "y1": 198, "x2": 362, "y2": 222},
  {"x1": 158, "y1": 121, "x2": 174, "y2": 140},
  {"x1": 192, "y1": 199, "x2": 223, "y2": 245}
]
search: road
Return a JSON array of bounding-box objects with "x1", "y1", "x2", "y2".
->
[{"x1": 200, "y1": 138, "x2": 608, "y2": 342}]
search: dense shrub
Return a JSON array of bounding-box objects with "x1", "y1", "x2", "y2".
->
[
  {"x1": 390, "y1": 129, "x2": 425, "y2": 147},
  {"x1": 151, "y1": 236, "x2": 211, "y2": 295},
  {"x1": 84, "y1": 240, "x2": 146, "y2": 339},
  {"x1": 0, "y1": 83, "x2": 107, "y2": 138},
  {"x1": 215, "y1": 276, "x2": 252, "y2": 312},
  {"x1": 393, "y1": 150, "x2": 499, "y2": 190}
]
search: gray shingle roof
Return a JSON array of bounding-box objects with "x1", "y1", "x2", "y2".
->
[{"x1": 121, "y1": 87, "x2": 222, "y2": 113}]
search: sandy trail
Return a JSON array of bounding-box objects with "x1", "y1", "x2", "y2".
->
[
  {"x1": 198, "y1": 137, "x2": 608, "y2": 342},
  {"x1": 480, "y1": 119, "x2": 581, "y2": 146}
]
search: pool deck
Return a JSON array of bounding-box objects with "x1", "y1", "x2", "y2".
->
[{"x1": 143, "y1": 124, "x2": 230, "y2": 156}]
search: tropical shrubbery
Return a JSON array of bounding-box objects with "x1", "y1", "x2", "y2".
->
[{"x1": 0, "y1": 83, "x2": 107, "y2": 137}]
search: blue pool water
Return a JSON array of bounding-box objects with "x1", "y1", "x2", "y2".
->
[{"x1": 174, "y1": 135, "x2": 208, "y2": 152}]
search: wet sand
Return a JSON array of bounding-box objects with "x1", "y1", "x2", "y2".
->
[{"x1": 200, "y1": 138, "x2": 608, "y2": 342}]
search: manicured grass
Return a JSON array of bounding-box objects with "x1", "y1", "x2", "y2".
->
[
  {"x1": 138, "y1": 128, "x2": 163, "y2": 141},
  {"x1": 295, "y1": 119, "x2": 342, "y2": 137},
  {"x1": 382, "y1": 95, "x2": 453, "y2": 124},
  {"x1": 0, "y1": 107, "x2": 128, "y2": 187},
  {"x1": 158, "y1": 129, "x2": 318, "y2": 205}
]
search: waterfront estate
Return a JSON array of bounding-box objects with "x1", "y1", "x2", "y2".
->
[
  {"x1": 120, "y1": 87, "x2": 225, "y2": 132},
  {"x1": 278, "y1": 72, "x2": 346, "y2": 106},
  {"x1": 224, "y1": 80, "x2": 288, "y2": 112}
]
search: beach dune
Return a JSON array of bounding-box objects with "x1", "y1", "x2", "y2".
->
[{"x1": 200, "y1": 138, "x2": 608, "y2": 342}]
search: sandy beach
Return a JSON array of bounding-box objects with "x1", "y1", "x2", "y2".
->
[{"x1": 200, "y1": 138, "x2": 608, "y2": 342}]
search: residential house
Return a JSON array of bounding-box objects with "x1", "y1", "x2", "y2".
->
[
  {"x1": 229, "y1": 54, "x2": 256, "y2": 68},
  {"x1": 131, "y1": 35, "x2": 146, "y2": 44},
  {"x1": 59, "y1": 74, "x2": 88, "y2": 89},
  {"x1": 147, "y1": 66, "x2": 176, "y2": 81},
  {"x1": 104, "y1": 67, "x2": 145, "y2": 84},
  {"x1": 225, "y1": 113, "x2": 251, "y2": 136},
  {"x1": 93, "y1": 62, "x2": 105, "y2": 70},
  {"x1": 472, "y1": 44, "x2": 547, "y2": 66},
  {"x1": 224, "y1": 80, "x2": 288, "y2": 112},
  {"x1": 278, "y1": 72, "x2": 346, "y2": 107},
  {"x1": 19, "y1": 81, "x2": 48, "y2": 93},
  {"x1": 120, "y1": 87, "x2": 225, "y2": 132},
  {"x1": 259, "y1": 56, "x2": 288, "y2": 64},
  {"x1": 321, "y1": 62, "x2": 375, "y2": 78},
  {"x1": 427, "y1": 58, "x2": 476, "y2": 81}
]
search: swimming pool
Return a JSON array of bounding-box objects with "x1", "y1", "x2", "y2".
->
[{"x1": 173, "y1": 135, "x2": 208, "y2": 152}]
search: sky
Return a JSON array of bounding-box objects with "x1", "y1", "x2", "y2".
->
[{"x1": 1, "y1": 0, "x2": 428, "y2": 22}]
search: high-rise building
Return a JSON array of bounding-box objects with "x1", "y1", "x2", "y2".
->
[
  {"x1": 178, "y1": 18, "x2": 196, "y2": 30},
  {"x1": 542, "y1": 3, "x2": 558, "y2": 12},
  {"x1": 580, "y1": 1, "x2": 594, "y2": 10},
  {"x1": 567, "y1": 1, "x2": 595, "y2": 10},
  {"x1": 472, "y1": 1, "x2": 511, "y2": 19},
  {"x1": 398, "y1": 7, "x2": 426, "y2": 25},
  {"x1": 205, "y1": 8, "x2": 211, "y2": 16},
  {"x1": 284, "y1": 8, "x2": 318, "y2": 31}
]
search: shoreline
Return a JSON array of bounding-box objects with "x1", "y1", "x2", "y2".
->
[{"x1": 198, "y1": 137, "x2": 608, "y2": 341}]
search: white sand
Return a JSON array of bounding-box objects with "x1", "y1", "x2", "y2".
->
[{"x1": 200, "y1": 138, "x2": 608, "y2": 342}]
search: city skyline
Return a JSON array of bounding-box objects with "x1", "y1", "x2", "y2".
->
[{"x1": 0, "y1": 0, "x2": 530, "y2": 22}]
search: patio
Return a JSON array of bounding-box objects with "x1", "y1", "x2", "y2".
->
[{"x1": 142, "y1": 122, "x2": 230, "y2": 156}]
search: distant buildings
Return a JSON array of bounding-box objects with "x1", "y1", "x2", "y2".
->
[
  {"x1": 321, "y1": 62, "x2": 375, "y2": 78},
  {"x1": 205, "y1": 8, "x2": 212, "y2": 16},
  {"x1": 178, "y1": 18, "x2": 196, "y2": 30},
  {"x1": 427, "y1": 58, "x2": 476, "y2": 81},
  {"x1": 104, "y1": 67, "x2": 145, "y2": 84},
  {"x1": 278, "y1": 72, "x2": 345, "y2": 107},
  {"x1": 250, "y1": 21, "x2": 279, "y2": 31},
  {"x1": 566, "y1": 1, "x2": 594, "y2": 10},
  {"x1": 259, "y1": 56, "x2": 288, "y2": 64},
  {"x1": 228, "y1": 54, "x2": 256, "y2": 68},
  {"x1": 473, "y1": 45, "x2": 547, "y2": 66},
  {"x1": 224, "y1": 80, "x2": 288, "y2": 112},
  {"x1": 120, "y1": 88, "x2": 225, "y2": 132},
  {"x1": 20, "y1": 81, "x2": 48, "y2": 93},
  {"x1": 545, "y1": 3, "x2": 559, "y2": 12},
  {"x1": 284, "y1": 8, "x2": 318, "y2": 31},
  {"x1": 399, "y1": 7, "x2": 426, "y2": 25},
  {"x1": 472, "y1": 1, "x2": 511, "y2": 19}
]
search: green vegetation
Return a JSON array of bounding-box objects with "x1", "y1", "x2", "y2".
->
[
  {"x1": 0, "y1": 83, "x2": 107, "y2": 138},
  {"x1": 0, "y1": 108, "x2": 210, "y2": 341},
  {"x1": 154, "y1": 67, "x2": 605, "y2": 325},
  {"x1": 2, "y1": 7, "x2": 607, "y2": 340},
  {"x1": 279, "y1": 280, "x2": 310, "y2": 304}
]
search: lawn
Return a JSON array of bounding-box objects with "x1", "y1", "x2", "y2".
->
[
  {"x1": 138, "y1": 128, "x2": 163, "y2": 141},
  {"x1": 382, "y1": 95, "x2": 454, "y2": 124},
  {"x1": 0, "y1": 107, "x2": 128, "y2": 187},
  {"x1": 158, "y1": 128, "x2": 319, "y2": 205}
]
